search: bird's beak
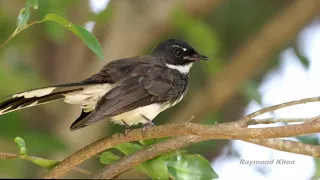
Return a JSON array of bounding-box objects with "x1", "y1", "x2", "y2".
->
[{"x1": 188, "y1": 53, "x2": 209, "y2": 61}]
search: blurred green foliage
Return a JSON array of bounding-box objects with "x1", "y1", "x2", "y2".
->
[{"x1": 100, "y1": 142, "x2": 218, "y2": 179}]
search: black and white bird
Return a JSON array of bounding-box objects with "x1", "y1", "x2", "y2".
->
[{"x1": 0, "y1": 39, "x2": 208, "y2": 131}]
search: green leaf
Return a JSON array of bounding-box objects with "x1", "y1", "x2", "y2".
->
[
  {"x1": 14, "y1": 137, "x2": 27, "y2": 156},
  {"x1": 25, "y1": 156, "x2": 59, "y2": 169},
  {"x1": 41, "y1": 13, "x2": 104, "y2": 59},
  {"x1": 114, "y1": 143, "x2": 169, "y2": 179},
  {"x1": 313, "y1": 158, "x2": 320, "y2": 179},
  {"x1": 114, "y1": 142, "x2": 143, "y2": 155},
  {"x1": 27, "y1": 0, "x2": 38, "y2": 9},
  {"x1": 17, "y1": 6, "x2": 31, "y2": 29},
  {"x1": 74, "y1": 25, "x2": 104, "y2": 59},
  {"x1": 293, "y1": 47, "x2": 310, "y2": 69},
  {"x1": 100, "y1": 152, "x2": 120, "y2": 165},
  {"x1": 139, "y1": 137, "x2": 169, "y2": 146},
  {"x1": 139, "y1": 158, "x2": 169, "y2": 180},
  {"x1": 165, "y1": 154, "x2": 219, "y2": 180}
]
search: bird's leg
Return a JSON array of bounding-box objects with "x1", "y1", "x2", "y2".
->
[
  {"x1": 141, "y1": 114, "x2": 155, "y2": 132},
  {"x1": 122, "y1": 120, "x2": 131, "y2": 135}
]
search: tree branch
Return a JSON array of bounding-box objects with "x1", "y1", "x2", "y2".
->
[
  {"x1": 246, "y1": 139, "x2": 320, "y2": 157},
  {"x1": 90, "y1": 135, "x2": 203, "y2": 179},
  {"x1": 0, "y1": 152, "x2": 17, "y2": 159},
  {"x1": 91, "y1": 135, "x2": 320, "y2": 179},
  {"x1": 248, "y1": 117, "x2": 314, "y2": 125},
  {"x1": 90, "y1": 96, "x2": 320, "y2": 178},
  {"x1": 43, "y1": 117, "x2": 320, "y2": 178}
]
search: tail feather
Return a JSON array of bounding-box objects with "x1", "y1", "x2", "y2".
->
[
  {"x1": 0, "y1": 83, "x2": 88, "y2": 115},
  {"x1": 69, "y1": 110, "x2": 92, "y2": 131}
]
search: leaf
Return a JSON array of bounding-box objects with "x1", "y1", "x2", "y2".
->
[
  {"x1": 41, "y1": 14, "x2": 104, "y2": 59},
  {"x1": 313, "y1": 158, "x2": 320, "y2": 179},
  {"x1": 17, "y1": 6, "x2": 31, "y2": 29},
  {"x1": 100, "y1": 152, "x2": 120, "y2": 165},
  {"x1": 14, "y1": 137, "x2": 27, "y2": 156},
  {"x1": 114, "y1": 142, "x2": 143, "y2": 155},
  {"x1": 293, "y1": 46, "x2": 310, "y2": 69},
  {"x1": 139, "y1": 137, "x2": 169, "y2": 146},
  {"x1": 74, "y1": 25, "x2": 104, "y2": 59},
  {"x1": 114, "y1": 143, "x2": 169, "y2": 179},
  {"x1": 25, "y1": 156, "x2": 59, "y2": 169},
  {"x1": 140, "y1": 158, "x2": 169, "y2": 180},
  {"x1": 165, "y1": 154, "x2": 219, "y2": 180},
  {"x1": 27, "y1": 0, "x2": 38, "y2": 9}
]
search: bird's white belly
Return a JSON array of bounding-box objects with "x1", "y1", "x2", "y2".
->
[{"x1": 111, "y1": 103, "x2": 169, "y2": 126}]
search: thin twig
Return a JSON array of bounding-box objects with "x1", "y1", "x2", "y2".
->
[
  {"x1": 0, "y1": 152, "x2": 17, "y2": 159},
  {"x1": 248, "y1": 117, "x2": 314, "y2": 125},
  {"x1": 245, "y1": 139, "x2": 320, "y2": 157},
  {"x1": 237, "y1": 97, "x2": 320, "y2": 127},
  {"x1": 0, "y1": 21, "x2": 38, "y2": 49},
  {"x1": 0, "y1": 152, "x2": 91, "y2": 176}
]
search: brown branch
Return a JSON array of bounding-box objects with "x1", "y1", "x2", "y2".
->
[
  {"x1": 91, "y1": 136, "x2": 320, "y2": 179},
  {"x1": 91, "y1": 120, "x2": 320, "y2": 178},
  {"x1": 248, "y1": 117, "x2": 314, "y2": 125},
  {"x1": 237, "y1": 97, "x2": 320, "y2": 127},
  {"x1": 90, "y1": 135, "x2": 203, "y2": 179},
  {"x1": 44, "y1": 116, "x2": 320, "y2": 179},
  {"x1": 0, "y1": 152, "x2": 17, "y2": 159},
  {"x1": 90, "y1": 96, "x2": 320, "y2": 178},
  {"x1": 43, "y1": 95, "x2": 320, "y2": 179},
  {"x1": 246, "y1": 139, "x2": 320, "y2": 157}
]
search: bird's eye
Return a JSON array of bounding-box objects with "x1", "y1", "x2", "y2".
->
[{"x1": 174, "y1": 49, "x2": 182, "y2": 57}]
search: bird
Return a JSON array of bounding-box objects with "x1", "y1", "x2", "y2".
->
[{"x1": 0, "y1": 39, "x2": 208, "y2": 131}]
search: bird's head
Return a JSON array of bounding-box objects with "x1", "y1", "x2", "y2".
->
[{"x1": 151, "y1": 39, "x2": 209, "y2": 73}]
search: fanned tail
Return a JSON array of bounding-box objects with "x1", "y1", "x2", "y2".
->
[{"x1": 0, "y1": 83, "x2": 88, "y2": 115}]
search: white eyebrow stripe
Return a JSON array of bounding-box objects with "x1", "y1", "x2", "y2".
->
[{"x1": 172, "y1": 45, "x2": 187, "y2": 51}]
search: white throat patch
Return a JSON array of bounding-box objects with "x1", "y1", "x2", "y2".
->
[{"x1": 166, "y1": 63, "x2": 193, "y2": 74}]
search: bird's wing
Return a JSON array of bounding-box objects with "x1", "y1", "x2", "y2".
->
[
  {"x1": 70, "y1": 64, "x2": 175, "y2": 130},
  {"x1": 82, "y1": 55, "x2": 163, "y2": 84}
]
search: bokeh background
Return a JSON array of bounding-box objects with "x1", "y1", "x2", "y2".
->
[{"x1": 0, "y1": 0, "x2": 320, "y2": 179}]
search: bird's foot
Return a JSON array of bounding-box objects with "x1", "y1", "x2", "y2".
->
[
  {"x1": 141, "y1": 114, "x2": 155, "y2": 132},
  {"x1": 122, "y1": 120, "x2": 131, "y2": 135}
]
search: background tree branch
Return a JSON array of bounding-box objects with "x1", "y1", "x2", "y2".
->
[{"x1": 170, "y1": 0, "x2": 320, "y2": 124}]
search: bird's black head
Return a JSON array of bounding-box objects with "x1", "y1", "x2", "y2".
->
[{"x1": 151, "y1": 39, "x2": 209, "y2": 67}]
